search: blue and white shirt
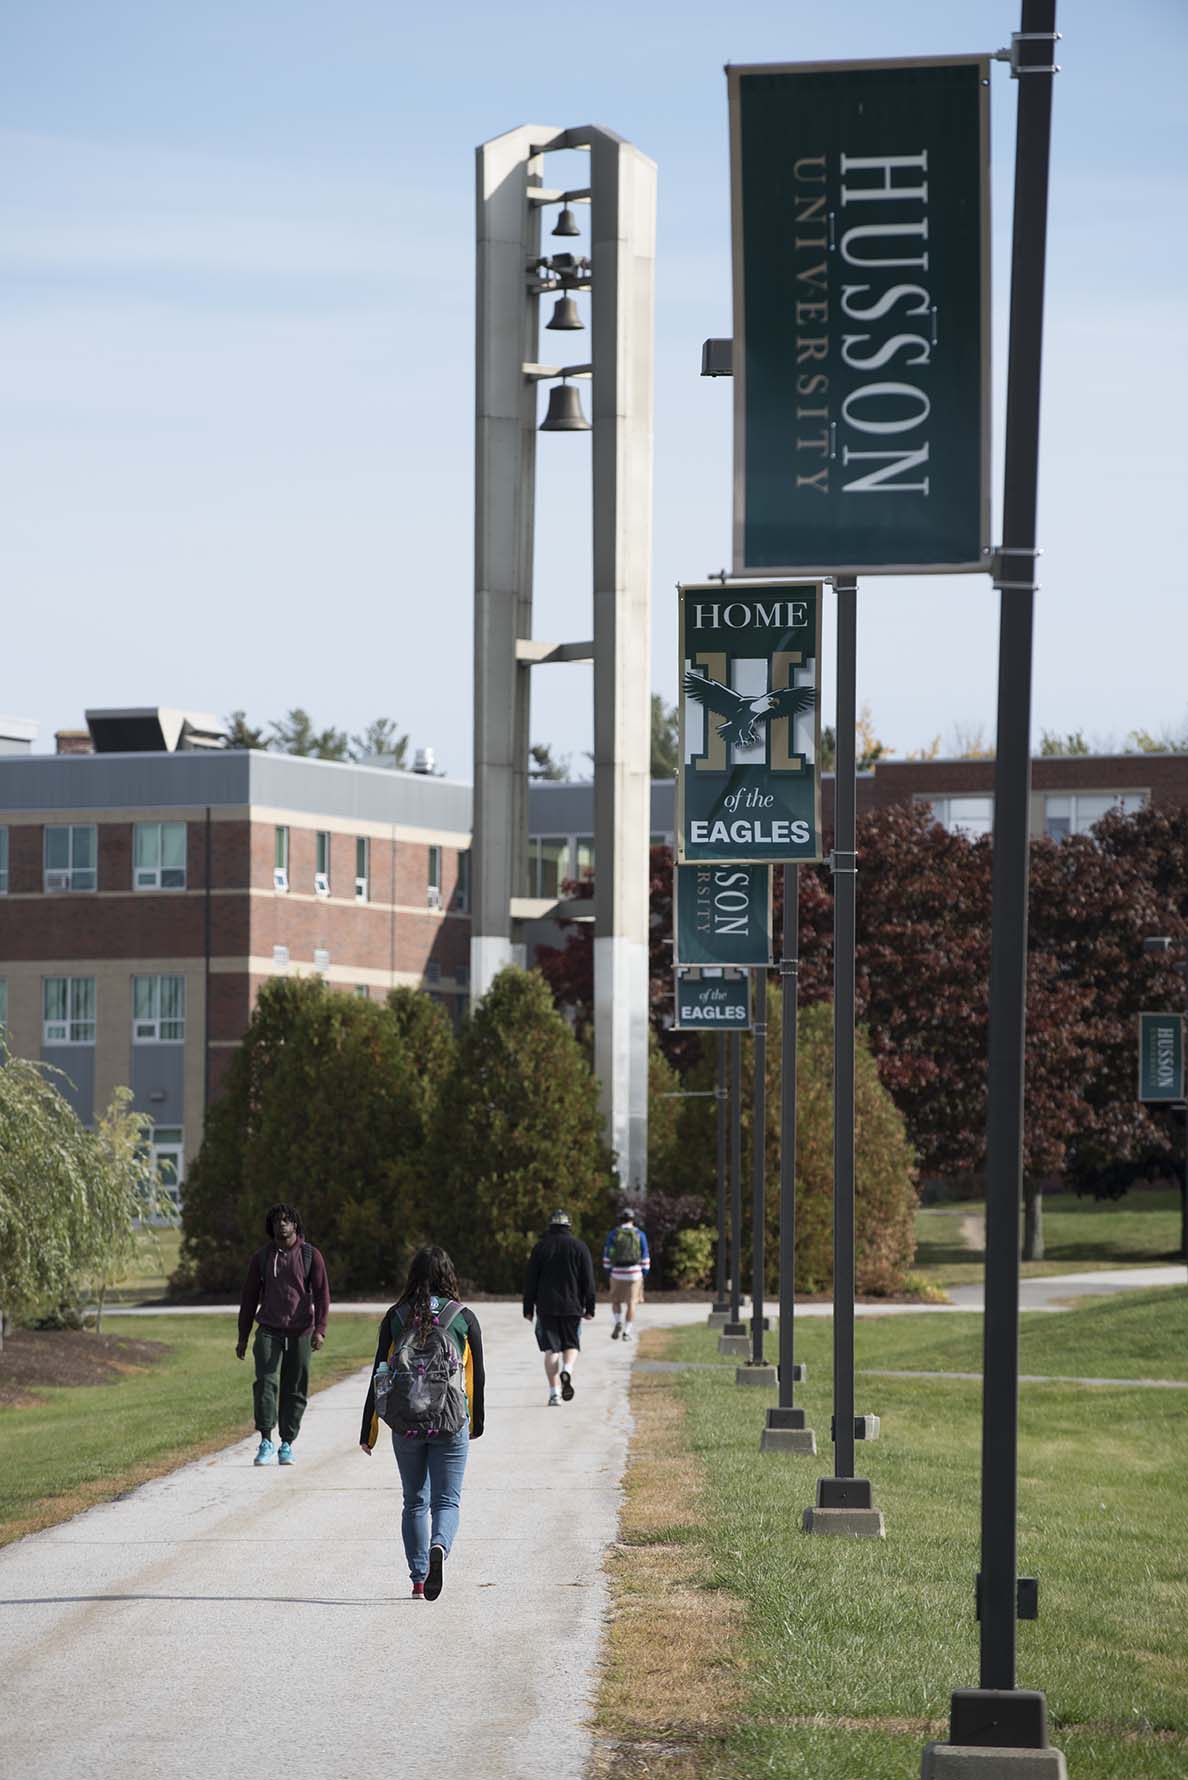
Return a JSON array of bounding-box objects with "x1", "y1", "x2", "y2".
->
[{"x1": 602, "y1": 1225, "x2": 651, "y2": 1284}]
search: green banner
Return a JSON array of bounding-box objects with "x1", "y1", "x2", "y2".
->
[
  {"x1": 728, "y1": 57, "x2": 990, "y2": 576},
  {"x1": 674, "y1": 863, "x2": 773, "y2": 967},
  {"x1": 677, "y1": 581, "x2": 823, "y2": 865},
  {"x1": 673, "y1": 969, "x2": 752, "y2": 1031},
  {"x1": 1138, "y1": 1011, "x2": 1185, "y2": 1103}
]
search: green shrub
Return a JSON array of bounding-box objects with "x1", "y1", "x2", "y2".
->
[
  {"x1": 668, "y1": 1224, "x2": 715, "y2": 1289},
  {"x1": 429, "y1": 968, "x2": 615, "y2": 1291}
]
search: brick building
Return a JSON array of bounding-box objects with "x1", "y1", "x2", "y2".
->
[
  {"x1": 0, "y1": 725, "x2": 471, "y2": 1192},
  {"x1": 1, "y1": 706, "x2": 1184, "y2": 1199}
]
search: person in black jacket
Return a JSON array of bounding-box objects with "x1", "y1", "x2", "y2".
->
[{"x1": 522, "y1": 1209, "x2": 596, "y2": 1406}]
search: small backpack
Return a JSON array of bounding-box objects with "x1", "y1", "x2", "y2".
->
[
  {"x1": 611, "y1": 1225, "x2": 643, "y2": 1266},
  {"x1": 375, "y1": 1298, "x2": 469, "y2": 1440}
]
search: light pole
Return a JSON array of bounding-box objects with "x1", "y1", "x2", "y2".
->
[{"x1": 1143, "y1": 936, "x2": 1188, "y2": 1262}]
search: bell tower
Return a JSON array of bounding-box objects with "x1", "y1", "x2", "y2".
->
[{"x1": 471, "y1": 123, "x2": 656, "y2": 1191}]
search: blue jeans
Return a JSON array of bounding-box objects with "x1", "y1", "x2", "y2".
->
[{"x1": 390, "y1": 1424, "x2": 470, "y2": 1582}]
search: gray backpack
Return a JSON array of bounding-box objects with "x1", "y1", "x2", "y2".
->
[{"x1": 376, "y1": 1299, "x2": 468, "y2": 1440}]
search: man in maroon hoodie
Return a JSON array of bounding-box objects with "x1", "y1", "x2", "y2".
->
[{"x1": 236, "y1": 1203, "x2": 331, "y2": 1466}]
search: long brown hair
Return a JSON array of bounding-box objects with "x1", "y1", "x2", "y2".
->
[{"x1": 398, "y1": 1245, "x2": 461, "y2": 1334}]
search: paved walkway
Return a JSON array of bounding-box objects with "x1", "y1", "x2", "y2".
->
[{"x1": 0, "y1": 1303, "x2": 653, "y2": 1780}]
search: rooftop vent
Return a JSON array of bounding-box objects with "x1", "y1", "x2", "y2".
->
[
  {"x1": 413, "y1": 746, "x2": 436, "y2": 775},
  {"x1": 85, "y1": 708, "x2": 228, "y2": 754},
  {"x1": 0, "y1": 716, "x2": 38, "y2": 756}
]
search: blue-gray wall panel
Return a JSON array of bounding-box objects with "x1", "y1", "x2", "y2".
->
[
  {"x1": 131, "y1": 1044, "x2": 186, "y2": 1126},
  {"x1": 41, "y1": 1046, "x2": 95, "y2": 1124}
]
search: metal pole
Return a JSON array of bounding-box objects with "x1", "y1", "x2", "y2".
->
[
  {"x1": 730, "y1": 1031, "x2": 743, "y2": 1323},
  {"x1": 778, "y1": 865, "x2": 800, "y2": 1407},
  {"x1": 832, "y1": 576, "x2": 858, "y2": 1482},
  {"x1": 950, "y1": 0, "x2": 1059, "y2": 1750},
  {"x1": 715, "y1": 1034, "x2": 729, "y2": 1305},
  {"x1": 750, "y1": 1000, "x2": 767, "y2": 1365}
]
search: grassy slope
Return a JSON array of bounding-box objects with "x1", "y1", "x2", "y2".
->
[
  {"x1": 657, "y1": 1290, "x2": 1188, "y2": 1779},
  {"x1": 0, "y1": 1313, "x2": 380, "y2": 1543},
  {"x1": 914, "y1": 1188, "x2": 1182, "y2": 1286}
]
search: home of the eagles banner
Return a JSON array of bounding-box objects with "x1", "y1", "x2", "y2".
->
[{"x1": 677, "y1": 581, "x2": 824, "y2": 865}]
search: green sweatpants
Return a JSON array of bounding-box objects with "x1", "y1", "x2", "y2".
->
[{"x1": 252, "y1": 1327, "x2": 312, "y2": 1443}]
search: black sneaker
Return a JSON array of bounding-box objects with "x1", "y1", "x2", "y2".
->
[
  {"x1": 424, "y1": 1544, "x2": 445, "y2": 1602},
  {"x1": 560, "y1": 1368, "x2": 575, "y2": 1401},
  {"x1": 611, "y1": 1324, "x2": 622, "y2": 1340}
]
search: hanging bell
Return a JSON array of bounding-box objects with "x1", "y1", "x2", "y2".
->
[
  {"x1": 540, "y1": 380, "x2": 591, "y2": 433},
  {"x1": 552, "y1": 205, "x2": 581, "y2": 238},
  {"x1": 545, "y1": 294, "x2": 584, "y2": 332}
]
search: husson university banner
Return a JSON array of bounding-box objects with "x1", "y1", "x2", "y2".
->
[
  {"x1": 674, "y1": 863, "x2": 772, "y2": 968},
  {"x1": 1138, "y1": 1011, "x2": 1185, "y2": 1104},
  {"x1": 728, "y1": 56, "x2": 990, "y2": 576},
  {"x1": 673, "y1": 970, "x2": 752, "y2": 1031},
  {"x1": 677, "y1": 582, "x2": 823, "y2": 866}
]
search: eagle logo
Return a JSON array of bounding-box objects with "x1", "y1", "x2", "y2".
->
[{"x1": 683, "y1": 670, "x2": 817, "y2": 751}]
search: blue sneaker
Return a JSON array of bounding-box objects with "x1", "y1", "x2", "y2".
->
[
  {"x1": 277, "y1": 1442, "x2": 295, "y2": 1465},
  {"x1": 253, "y1": 1438, "x2": 275, "y2": 1466}
]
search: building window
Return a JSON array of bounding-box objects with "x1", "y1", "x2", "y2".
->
[
  {"x1": 133, "y1": 975, "x2": 185, "y2": 1043},
  {"x1": 428, "y1": 845, "x2": 442, "y2": 907},
  {"x1": 454, "y1": 848, "x2": 470, "y2": 911},
  {"x1": 916, "y1": 796, "x2": 993, "y2": 840},
  {"x1": 44, "y1": 824, "x2": 97, "y2": 892},
  {"x1": 274, "y1": 826, "x2": 289, "y2": 891},
  {"x1": 150, "y1": 1126, "x2": 185, "y2": 1208},
  {"x1": 1044, "y1": 791, "x2": 1147, "y2": 841},
  {"x1": 313, "y1": 948, "x2": 330, "y2": 974},
  {"x1": 528, "y1": 836, "x2": 568, "y2": 899},
  {"x1": 574, "y1": 836, "x2": 595, "y2": 879},
  {"x1": 315, "y1": 830, "x2": 331, "y2": 896},
  {"x1": 425, "y1": 960, "x2": 441, "y2": 983},
  {"x1": 354, "y1": 984, "x2": 370, "y2": 999},
  {"x1": 0, "y1": 977, "x2": 7, "y2": 1031},
  {"x1": 44, "y1": 976, "x2": 96, "y2": 1044},
  {"x1": 134, "y1": 821, "x2": 186, "y2": 890},
  {"x1": 0, "y1": 827, "x2": 8, "y2": 894},
  {"x1": 455, "y1": 963, "x2": 469, "y2": 991},
  {"x1": 355, "y1": 836, "x2": 369, "y2": 901}
]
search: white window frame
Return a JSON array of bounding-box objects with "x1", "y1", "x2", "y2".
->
[
  {"x1": 1044, "y1": 790, "x2": 1147, "y2": 841},
  {"x1": 150, "y1": 1126, "x2": 185, "y2": 1208},
  {"x1": 915, "y1": 795, "x2": 994, "y2": 839},
  {"x1": 44, "y1": 824, "x2": 97, "y2": 893},
  {"x1": 427, "y1": 844, "x2": 442, "y2": 907},
  {"x1": 133, "y1": 820, "x2": 187, "y2": 890},
  {"x1": 273, "y1": 826, "x2": 289, "y2": 892},
  {"x1": 355, "y1": 835, "x2": 369, "y2": 902},
  {"x1": 315, "y1": 831, "x2": 331, "y2": 896},
  {"x1": 44, "y1": 976, "x2": 96, "y2": 1045},
  {"x1": 0, "y1": 826, "x2": 8, "y2": 895},
  {"x1": 132, "y1": 974, "x2": 186, "y2": 1044}
]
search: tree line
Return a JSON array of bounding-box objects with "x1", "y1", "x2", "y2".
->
[{"x1": 538, "y1": 799, "x2": 1188, "y2": 1259}]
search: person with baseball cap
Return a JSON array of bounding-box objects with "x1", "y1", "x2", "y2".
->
[{"x1": 522, "y1": 1209, "x2": 596, "y2": 1406}]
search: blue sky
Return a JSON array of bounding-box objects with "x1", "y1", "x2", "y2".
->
[{"x1": 2, "y1": 0, "x2": 1186, "y2": 775}]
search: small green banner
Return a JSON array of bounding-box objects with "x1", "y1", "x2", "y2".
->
[
  {"x1": 674, "y1": 864, "x2": 773, "y2": 967},
  {"x1": 677, "y1": 581, "x2": 823, "y2": 864},
  {"x1": 1138, "y1": 1011, "x2": 1185, "y2": 1103},
  {"x1": 673, "y1": 970, "x2": 752, "y2": 1031},
  {"x1": 728, "y1": 56, "x2": 990, "y2": 576}
]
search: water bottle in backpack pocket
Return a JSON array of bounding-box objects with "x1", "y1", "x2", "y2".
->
[{"x1": 378, "y1": 1299, "x2": 468, "y2": 1440}]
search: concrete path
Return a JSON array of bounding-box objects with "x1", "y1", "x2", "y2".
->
[{"x1": 0, "y1": 1303, "x2": 651, "y2": 1780}]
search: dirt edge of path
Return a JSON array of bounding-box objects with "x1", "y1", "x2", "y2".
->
[{"x1": 588, "y1": 1326, "x2": 745, "y2": 1780}]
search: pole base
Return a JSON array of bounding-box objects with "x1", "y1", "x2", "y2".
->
[
  {"x1": 718, "y1": 1333, "x2": 750, "y2": 1357},
  {"x1": 949, "y1": 1692, "x2": 1051, "y2": 1751},
  {"x1": 803, "y1": 1474, "x2": 884, "y2": 1538},
  {"x1": 765, "y1": 1405, "x2": 808, "y2": 1430},
  {"x1": 921, "y1": 1747, "x2": 1066, "y2": 1778},
  {"x1": 760, "y1": 1425, "x2": 817, "y2": 1455},
  {"x1": 707, "y1": 1310, "x2": 731, "y2": 1330},
  {"x1": 736, "y1": 1362, "x2": 777, "y2": 1387}
]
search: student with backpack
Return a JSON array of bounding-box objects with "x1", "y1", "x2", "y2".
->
[
  {"x1": 236, "y1": 1202, "x2": 331, "y2": 1466},
  {"x1": 358, "y1": 1245, "x2": 485, "y2": 1602},
  {"x1": 603, "y1": 1207, "x2": 650, "y2": 1342}
]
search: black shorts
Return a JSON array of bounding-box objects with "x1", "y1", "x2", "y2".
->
[{"x1": 535, "y1": 1315, "x2": 581, "y2": 1354}]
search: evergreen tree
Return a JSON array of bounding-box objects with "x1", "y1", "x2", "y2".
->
[{"x1": 429, "y1": 968, "x2": 613, "y2": 1290}]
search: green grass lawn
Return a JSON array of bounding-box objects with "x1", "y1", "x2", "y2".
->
[
  {"x1": 914, "y1": 1186, "x2": 1182, "y2": 1287},
  {"x1": 658, "y1": 1290, "x2": 1188, "y2": 1779},
  {"x1": 0, "y1": 1313, "x2": 381, "y2": 1543},
  {"x1": 97, "y1": 1225, "x2": 184, "y2": 1305}
]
